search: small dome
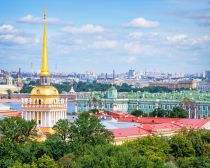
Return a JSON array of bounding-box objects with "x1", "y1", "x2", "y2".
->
[
  {"x1": 108, "y1": 85, "x2": 117, "y2": 91},
  {"x1": 31, "y1": 85, "x2": 59, "y2": 96}
]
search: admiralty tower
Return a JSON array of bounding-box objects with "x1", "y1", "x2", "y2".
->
[{"x1": 22, "y1": 10, "x2": 67, "y2": 131}]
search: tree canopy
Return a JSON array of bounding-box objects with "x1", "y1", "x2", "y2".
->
[
  {"x1": 1, "y1": 115, "x2": 210, "y2": 168},
  {"x1": 0, "y1": 117, "x2": 37, "y2": 144}
]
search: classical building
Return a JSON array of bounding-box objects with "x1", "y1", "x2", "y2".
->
[
  {"x1": 197, "y1": 80, "x2": 210, "y2": 92},
  {"x1": 149, "y1": 80, "x2": 199, "y2": 90},
  {"x1": 76, "y1": 87, "x2": 210, "y2": 118},
  {"x1": 22, "y1": 11, "x2": 67, "y2": 131},
  {"x1": 0, "y1": 75, "x2": 21, "y2": 94}
]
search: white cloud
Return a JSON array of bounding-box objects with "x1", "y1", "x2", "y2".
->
[
  {"x1": 0, "y1": 34, "x2": 28, "y2": 44},
  {"x1": 166, "y1": 34, "x2": 210, "y2": 47},
  {"x1": 61, "y1": 24, "x2": 105, "y2": 34},
  {"x1": 127, "y1": 17, "x2": 160, "y2": 28},
  {"x1": 126, "y1": 56, "x2": 136, "y2": 64},
  {"x1": 124, "y1": 43, "x2": 142, "y2": 54},
  {"x1": 89, "y1": 40, "x2": 118, "y2": 49},
  {"x1": 18, "y1": 15, "x2": 66, "y2": 24},
  {"x1": 0, "y1": 24, "x2": 18, "y2": 33},
  {"x1": 166, "y1": 34, "x2": 189, "y2": 43},
  {"x1": 192, "y1": 35, "x2": 210, "y2": 45},
  {"x1": 129, "y1": 32, "x2": 143, "y2": 39}
]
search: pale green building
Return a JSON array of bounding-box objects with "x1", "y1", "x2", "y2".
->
[{"x1": 76, "y1": 86, "x2": 210, "y2": 118}]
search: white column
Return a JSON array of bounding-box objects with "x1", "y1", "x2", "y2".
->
[
  {"x1": 55, "y1": 112, "x2": 57, "y2": 123},
  {"x1": 36, "y1": 112, "x2": 38, "y2": 126},
  {"x1": 29, "y1": 111, "x2": 31, "y2": 120},
  {"x1": 45, "y1": 112, "x2": 47, "y2": 127},
  {"x1": 60, "y1": 111, "x2": 63, "y2": 119},
  {"x1": 40, "y1": 112, "x2": 42, "y2": 127},
  {"x1": 33, "y1": 112, "x2": 35, "y2": 120},
  {"x1": 58, "y1": 111, "x2": 60, "y2": 120},
  {"x1": 48, "y1": 111, "x2": 51, "y2": 127},
  {"x1": 24, "y1": 112, "x2": 27, "y2": 120}
]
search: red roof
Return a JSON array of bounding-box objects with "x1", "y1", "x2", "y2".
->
[
  {"x1": 109, "y1": 111, "x2": 135, "y2": 118},
  {"x1": 142, "y1": 122, "x2": 181, "y2": 132},
  {"x1": 135, "y1": 117, "x2": 180, "y2": 124},
  {"x1": 0, "y1": 110, "x2": 22, "y2": 117},
  {"x1": 174, "y1": 119, "x2": 209, "y2": 129},
  {"x1": 110, "y1": 127, "x2": 151, "y2": 138}
]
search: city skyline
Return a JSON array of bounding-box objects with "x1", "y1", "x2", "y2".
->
[{"x1": 0, "y1": 0, "x2": 210, "y2": 73}]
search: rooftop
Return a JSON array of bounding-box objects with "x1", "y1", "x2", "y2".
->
[{"x1": 77, "y1": 90, "x2": 210, "y2": 102}]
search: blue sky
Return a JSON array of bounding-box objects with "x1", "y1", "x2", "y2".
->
[{"x1": 0, "y1": 0, "x2": 210, "y2": 73}]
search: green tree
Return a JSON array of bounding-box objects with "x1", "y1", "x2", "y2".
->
[
  {"x1": 185, "y1": 130, "x2": 205, "y2": 156},
  {"x1": 53, "y1": 119, "x2": 71, "y2": 141},
  {"x1": 125, "y1": 136, "x2": 171, "y2": 163},
  {"x1": 44, "y1": 135, "x2": 71, "y2": 160},
  {"x1": 70, "y1": 112, "x2": 113, "y2": 146},
  {"x1": 150, "y1": 108, "x2": 170, "y2": 118},
  {"x1": 170, "y1": 135, "x2": 195, "y2": 158},
  {"x1": 11, "y1": 161, "x2": 37, "y2": 168},
  {"x1": 57, "y1": 153, "x2": 75, "y2": 168},
  {"x1": 0, "y1": 117, "x2": 37, "y2": 143},
  {"x1": 131, "y1": 110, "x2": 144, "y2": 117},
  {"x1": 171, "y1": 107, "x2": 188, "y2": 118},
  {"x1": 37, "y1": 154, "x2": 58, "y2": 168}
]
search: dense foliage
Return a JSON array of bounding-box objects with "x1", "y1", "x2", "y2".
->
[
  {"x1": 149, "y1": 106, "x2": 188, "y2": 118},
  {"x1": 20, "y1": 80, "x2": 176, "y2": 93},
  {"x1": 1, "y1": 115, "x2": 210, "y2": 167},
  {"x1": 131, "y1": 106, "x2": 188, "y2": 118}
]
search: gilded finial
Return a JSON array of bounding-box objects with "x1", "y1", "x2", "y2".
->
[
  {"x1": 40, "y1": 9, "x2": 50, "y2": 77},
  {"x1": 43, "y1": 9, "x2": 47, "y2": 21}
]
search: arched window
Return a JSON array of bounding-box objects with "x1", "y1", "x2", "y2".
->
[{"x1": 39, "y1": 99, "x2": 42, "y2": 105}]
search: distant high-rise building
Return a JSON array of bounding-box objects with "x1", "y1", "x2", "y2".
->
[
  {"x1": 205, "y1": 71, "x2": 210, "y2": 79},
  {"x1": 113, "y1": 69, "x2": 115, "y2": 80},
  {"x1": 128, "y1": 69, "x2": 135, "y2": 79}
]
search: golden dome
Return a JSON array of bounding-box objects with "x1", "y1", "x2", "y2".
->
[{"x1": 31, "y1": 85, "x2": 59, "y2": 96}]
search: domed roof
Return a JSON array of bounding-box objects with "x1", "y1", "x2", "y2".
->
[
  {"x1": 31, "y1": 85, "x2": 59, "y2": 96},
  {"x1": 108, "y1": 85, "x2": 117, "y2": 91}
]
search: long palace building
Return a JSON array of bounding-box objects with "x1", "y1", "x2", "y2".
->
[
  {"x1": 22, "y1": 11, "x2": 67, "y2": 131},
  {"x1": 76, "y1": 86, "x2": 210, "y2": 119}
]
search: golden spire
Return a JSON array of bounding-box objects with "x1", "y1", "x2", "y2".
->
[{"x1": 40, "y1": 9, "x2": 50, "y2": 77}]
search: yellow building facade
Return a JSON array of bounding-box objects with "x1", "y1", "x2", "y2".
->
[
  {"x1": 0, "y1": 75, "x2": 21, "y2": 94},
  {"x1": 22, "y1": 11, "x2": 67, "y2": 129}
]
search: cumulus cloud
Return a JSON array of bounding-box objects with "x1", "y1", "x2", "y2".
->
[
  {"x1": 192, "y1": 35, "x2": 210, "y2": 45},
  {"x1": 89, "y1": 40, "x2": 118, "y2": 49},
  {"x1": 61, "y1": 24, "x2": 105, "y2": 34},
  {"x1": 165, "y1": 34, "x2": 210, "y2": 47},
  {"x1": 0, "y1": 24, "x2": 38, "y2": 45},
  {"x1": 0, "y1": 24, "x2": 18, "y2": 33},
  {"x1": 166, "y1": 34, "x2": 189, "y2": 44},
  {"x1": 124, "y1": 43, "x2": 143, "y2": 54},
  {"x1": 126, "y1": 56, "x2": 136, "y2": 64},
  {"x1": 129, "y1": 32, "x2": 143, "y2": 39},
  {"x1": 127, "y1": 17, "x2": 160, "y2": 28},
  {"x1": 18, "y1": 15, "x2": 67, "y2": 24},
  {"x1": 0, "y1": 34, "x2": 28, "y2": 44}
]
